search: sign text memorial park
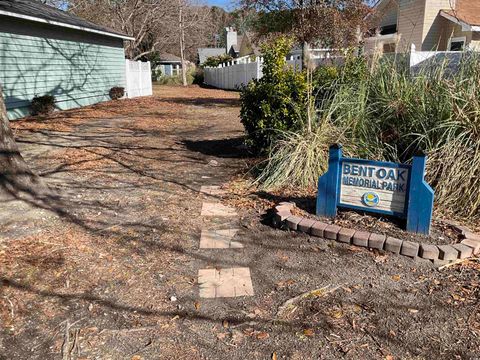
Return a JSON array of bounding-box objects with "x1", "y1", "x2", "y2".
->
[{"x1": 316, "y1": 144, "x2": 434, "y2": 235}]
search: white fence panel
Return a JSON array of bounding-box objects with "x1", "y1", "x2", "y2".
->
[
  {"x1": 204, "y1": 57, "x2": 303, "y2": 90},
  {"x1": 204, "y1": 61, "x2": 262, "y2": 90},
  {"x1": 409, "y1": 50, "x2": 465, "y2": 74},
  {"x1": 125, "y1": 60, "x2": 153, "y2": 98}
]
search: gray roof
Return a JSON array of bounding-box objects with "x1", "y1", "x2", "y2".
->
[
  {"x1": 0, "y1": 0, "x2": 132, "y2": 39},
  {"x1": 197, "y1": 48, "x2": 225, "y2": 64},
  {"x1": 159, "y1": 52, "x2": 182, "y2": 63}
]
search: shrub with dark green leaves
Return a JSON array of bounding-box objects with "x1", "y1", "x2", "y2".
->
[
  {"x1": 31, "y1": 95, "x2": 55, "y2": 115},
  {"x1": 312, "y1": 65, "x2": 339, "y2": 101},
  {"x1": 312, "y1": 52, "x2": 367, "y2": 100},
  {"x1": 192, "y1": 67, "x2": 204, "y2": 85},
  {"x1": 240, "y1": 36, "x2": 308, "y2": 153},
  {"x1": 109, "y1": 86, "x2": 125, "y2": 100},
  {"x1": 202, "y1": 54, "x2": 233, "y2": 68}
]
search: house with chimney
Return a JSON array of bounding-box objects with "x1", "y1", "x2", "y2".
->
[
  {"x1": 365, "y1": 0, "x2": 480, "y2": 54},
  {"x1": 197, "y1": 27, "x2": 259, "y2": 65}
]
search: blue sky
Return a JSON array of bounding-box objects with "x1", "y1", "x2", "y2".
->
[{"x1": 206, "y1": 0, "x2": 232, "y2": 9}]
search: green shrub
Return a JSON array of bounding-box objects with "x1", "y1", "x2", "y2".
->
[
  {"x1": 313, "y1": 65, "x2": 339, "y2": 90},
  {"x1": 202, "y1": 54, "x2": 233, "y2": 68},
  {"x1": 154, "y1": 66, "x2": 197, "y2": 85},
  {"x1": 31, "y1": 94, "x2": 55, "y2": 115},
  {"x1": 192, "y1": 67, "x2": 204, "y2": 85},
  {"x1": 155, "y1": 74, "x2": 184, "y2": 85},
  {"x1": 240, "y1": 36, "x2": 308, "y2": 153},
  {"x1": 109, "y1": 86, "x2": 125, "y2": 100}
]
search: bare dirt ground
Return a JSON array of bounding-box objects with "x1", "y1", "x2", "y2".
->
[{"x1": 0, "y1": 85, "x2": 479, "y2": 360}]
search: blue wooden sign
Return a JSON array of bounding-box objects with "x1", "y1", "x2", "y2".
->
[{"x1": 316, "y1": 144, "x2": 434, "y2": 235}]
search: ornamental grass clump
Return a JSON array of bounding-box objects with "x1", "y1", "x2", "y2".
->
[
  {"x1": 359, "y1": 54, "x2": 480, "y2": 218},
  {"x1": 253, "y1": 51, "x2": 480, "y2": 219},
  {"x1": 254, "y1": 121, "x2": 352, "y2": 189}
]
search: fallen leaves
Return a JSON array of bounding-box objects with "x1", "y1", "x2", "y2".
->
[
  {"x1": 329, "y1": 309, "x2": 344, "y2": 319},
  {"x1": 303, "y1": 328, "x2": 315, "y2": 337},
  {"x1": 275, "y1": 279, "x2": 295, "y2": 290},
  {"x1": 216, "y1": 332, "x2": 227, "y2": 340},
  {"x1": 374, "y1": 254, "x2": 389, "y2": 263},
  {"x1": 451, "y1": 293, "x2": 466, "y2": 302},
  {"x1": 256, "y1": 331, "x2": 270, "y2": 340}
]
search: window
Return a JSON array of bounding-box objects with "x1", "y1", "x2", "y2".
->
[
  {"x1": 449, "y1": 36, "x2": 466, "y2": 51},
  {"x1": 380, "y1": 24, "x2": 397, "y2": 35},
  {"x1": 383, "y1": 43, "x2": 396, "y2": 53}
]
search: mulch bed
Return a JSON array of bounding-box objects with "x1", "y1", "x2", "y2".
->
[{"x1": 225, "y1": 181, "x2": 476, "y2": 246}]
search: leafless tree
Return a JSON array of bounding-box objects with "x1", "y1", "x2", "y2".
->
[
  {"x1": 69, "y1": 0, "x2": 218, "y2": 72},
  {"x1": 70, "y1": 0, "x2": 174, "y2": 60},
  {"x1": 175, "y1": 0, "x2": 211, "y2": 85},
  {"x1": 242, "y1": 0, "x2": 372, "y2": 67}
]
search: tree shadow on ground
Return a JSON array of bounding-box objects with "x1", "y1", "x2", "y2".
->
[
  {"x1": 163, "y1": 97, "x2": 240, "y2": 108},
  {"x1": 183, "y1": 136, "x2": 253, "y2": 159}
]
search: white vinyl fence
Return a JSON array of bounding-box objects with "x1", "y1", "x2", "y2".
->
[
  {"x1": 203, "y1": 51, "x2": 333, "y2": 90},
  {"x1": 204, "y1": 59, "x2": 263, "y2": 90},
  {"x1": 204, "y1": 56, "x2": 303, "y2": 90},
  {"x1": 409, "y1": 47, "x2": 466, "y2": 74},
  {"x1": 125, "y1": 60, "x2": 153, "y2": 98}
]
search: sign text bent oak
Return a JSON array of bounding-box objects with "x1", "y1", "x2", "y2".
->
[{"x1": 316, "y1": 144, "x2": 434, "y2": 235}]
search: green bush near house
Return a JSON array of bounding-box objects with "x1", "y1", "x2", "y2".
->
[
  {"x1": 192, "y1": 67, "x2": 204, "y2": 85},
  {"x1": 109, "y1": 86, "x2": 125, "y2": 100},
  {"x1": 202, "y1": 54, "x2": 233, "y2": 68},
  {"x1": 154, "y1": 66, "x2": 197, "y2": 86},
  {"x1": 31, "y1": 94, "x2": 55, "y2": 115},
  {"x1": 240, "y1": 36, "x2": 308, "y2": 153}
]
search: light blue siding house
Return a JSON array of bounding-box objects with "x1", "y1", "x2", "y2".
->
[{"x1": 0, "y1": 0, "x2": 134, "y2": 119}]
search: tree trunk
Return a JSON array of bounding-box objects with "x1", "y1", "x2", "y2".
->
[
  {"x1": 179, "y1": 7, "x2": 188, "y2": 87},
  {"x1": 0, "y1": 85, "x2": 47, "y2": 200}
]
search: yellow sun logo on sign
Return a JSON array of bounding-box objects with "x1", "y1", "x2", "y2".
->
[{"x1": 362, "y1": 192, "x2": 380, "y2": 207}]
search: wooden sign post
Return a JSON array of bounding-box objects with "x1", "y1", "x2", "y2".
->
[{"x1": 316, "y1": 144, "x2": 434, "y2": 235}]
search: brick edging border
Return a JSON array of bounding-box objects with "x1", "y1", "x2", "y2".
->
[{"x1": 273, "y1": 202, "x2": 480, "y2": 266}]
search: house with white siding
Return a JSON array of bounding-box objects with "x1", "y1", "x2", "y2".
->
[
  {"x1": 365, "y1": 0, "x2": 480, "y2": 54},
  {"x1": 0, "y1": 0, "x2": 134, "y2": 119}
]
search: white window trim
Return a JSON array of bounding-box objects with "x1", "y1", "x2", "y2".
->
[
  {"x1": 448, "y1": 36, "x2": 467, "y2": 51},
  {"x1": 365, "y1": 33, "x2": 398, "y2": 43}
]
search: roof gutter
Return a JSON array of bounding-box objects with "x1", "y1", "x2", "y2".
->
[{"x1": 0, "y1": 9, "x2": 135, "y2": 40}]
